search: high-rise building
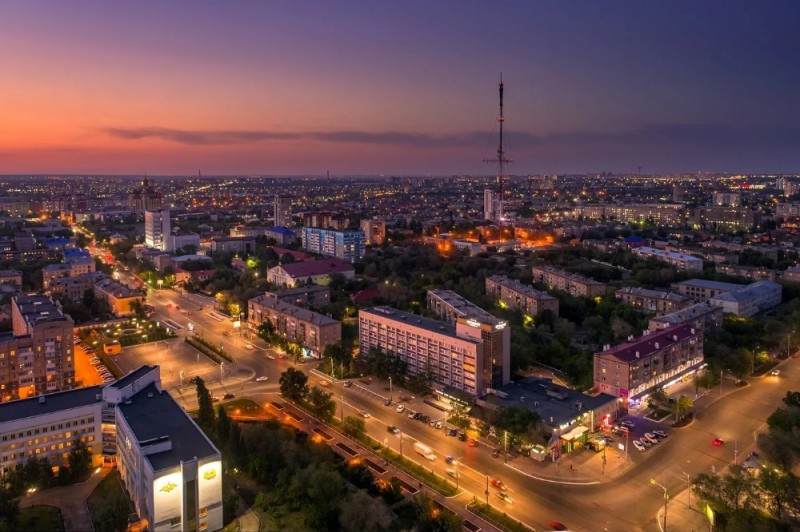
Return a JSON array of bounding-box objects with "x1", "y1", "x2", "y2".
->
[
  {"x1": 712, "y1": 192, "x2": 741, "y2": 207},
  {"x1": 360, "y1": 217, "x2": 387, "y2": 246},
  {"x1": 1, "y1": 295, "x2": 75, "y2": 402},
  {"x1": 128, "y1": 177, "x2": 163, "y2": 212},
  {"x1": 483, "y1": 188, "x2": 502, "y2": 222},
  {"x1": 145, "y1": 209, "x2": 171, "y2": 251},
  {"x1": 301, "y1": 227, "x2": 365, "y2": 262},
  {"x1": 274, "y1": 195, "x2": 293, "y2": 227}
]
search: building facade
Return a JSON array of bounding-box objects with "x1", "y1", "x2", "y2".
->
[
  {"x1": 426, "y1": 289, "x2": 510, "y2": 389},
  {"x1": 709, "y1": 280, "x2": 782, "y2": 317},
  {"x1": 358, "y1": 307, "x2": 486, "y2": 396},
  {"x1": 360, "y1": 217, "x2": 387, "y2": 246},
  {"x1": 671, "y1": 279, "x2": 744, "y2": 300},
  {"x1": 631, "y1": 246, "x2": 703, "y2": 272},
  {"x1": 128, "y1": 177, "x2": 163, "y2": 212},
  {"x1": 615, "y1": 287, "x2": 693, "y2": 314},
  {"x1": 248, "y1": 295, "x2": 341, "y2": 358},
  {"x1": 145, "y1": 209, "x2": 171, "y2": 251},
  {"x1": 266, "y1": 259, "x2": 355, "y2": 287},
  {"x1": 262, "y1": 285, "x2": 331, "y2": 309},
  {"x1": 301, "y1": 227, "x2": 365, "y2": 262},
  {"x1": 483, "y1": 188, "x2": 502, "y2": 222},
  {"x1": 1, "y1": 295, "x2": 75, "y2": 402},
  {"x1": 274, "y1": 195, "x2": 293, "y2": 227},
  {"x1": 485, "y1": 275, "x2": 560, "y2": 317},
  {"x1": 594, "y1": 324, "x2": 704, "y2": 404},
  {"x1": 210, "y1": 236, "x2": 256, "y2": 254},
  {"x1": 648, "y1": 302, "x2": 723, "y2": 332},
  {"x1": 530, "y1": 265, "x2": 606, "y2": 298}
]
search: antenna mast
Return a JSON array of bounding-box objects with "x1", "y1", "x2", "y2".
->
[{"x1": 483, "y1": 74, "x2": 513, "y2": 203}]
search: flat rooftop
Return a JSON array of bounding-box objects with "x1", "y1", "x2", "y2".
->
[
  {"x1": 109, "y1": 365, "x2": 157, "y2": 390},
  {"x1": 118, "y1": 383, "x2": 218, "y2": 472},
  {"x1": 361, "y1": 306, "x2": 476, "y2": 342},
  {"x1": 673, "y1": 279, "x2": 744, "y2": 291},
  {"x1": 487, "y1": 275, "x2": 557, "y2": 301},
  {"x1": 0, "y1": 385, "x2": 103, "y2": 424},
  {"x1": 427, "y1": 289, "x2": 504, "y2": 324},
  {"x1": 251, "y1": 295, "x2": 338, "y2": 326}
]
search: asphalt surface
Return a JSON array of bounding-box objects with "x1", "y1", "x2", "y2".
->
[{"x1": 111, "y1": 268, "x2": 799, "y2": 531}]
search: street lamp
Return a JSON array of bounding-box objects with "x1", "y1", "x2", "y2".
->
[
  {"x1": 650, "y1": 478, "x2": 669, "y2": 531},
  {"x1": 679, "y1": 470, "x2": 692, "y2": 508},
  {"x1": 388, "y1": 376, "x2": 392, "y2": 403},
  {"x1": 452, "y1": 458, "x2": 461, "y2": 490},
  {"x1": 220, "y1": 362, "x2": 225, "y2": 384}
]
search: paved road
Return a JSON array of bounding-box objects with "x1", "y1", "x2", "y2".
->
[{"x1": 116, "y1": 274, "x2": 799, "y2": 531}]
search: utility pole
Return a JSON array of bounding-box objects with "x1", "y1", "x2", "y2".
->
[
  {"x1": 389, "y1": 376, "x2": 393, "y2": 403},
  {"x1": 485, "y1": 475, "x2": 489, "y2": 506},
  {"x1": 504, "y1": 431, "x2": 508, "y2": 464}
]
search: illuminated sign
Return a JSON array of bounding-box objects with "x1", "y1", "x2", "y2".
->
[
  {"x1": 495, "y1": 321, "x2": 507, "y2": 330},
  {"x1": 203, "y1": 469, "x2": 216, "y2": 481},
  {"x1": 466, "y1": 319, "x2": 480, "y2": 328},
  {"x1": 160, "y1": 481, "x2": 178, "y2": 493}
]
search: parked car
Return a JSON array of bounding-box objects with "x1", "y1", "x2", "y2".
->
[
  {"x1": 620, "y1": 420, "x2": 635, "y2": 428},
  {"x1": 266, "y1": 354, "x2": 275, "y2": 360},
  {"x1": 445, "y1": 455, "x2": 454, "y2": 464},
  {"x1": 467, "y1": 438, "x2": 478, "y2": 447},
  {"x1": 420, "y1": 415, "x2": 430, "y2": 423},
  {"x1": 223, "y1": 393, "x2": 235, "y2": 400},
  {"x1": 407, "y1": 410, "x2": 416, "y2": 418},
  {"x1": 653, "y1": 430, "x2": 668, "y2": 438},
  {"x1": 396, "y1": 404, "x2": 405, "y2": 413},
  {"x1": 644, "y1": 433, "x2": 659, "y2": 444},
  {"x1": 447, "y1": 428, "x2": 458, "y2": 437},
  {"x1": 343, "y1": 381, "x2": 352, "y2": 387},
  {"x1": 458, "y1": 432, "x2": 467, "y2": 441},
  {"x1": 211, "y1": 396, "x2": 220, "y2": 403},
  {"x1": 639, "y1": 438, "x2": 652, "y2": 448},
  {"x1": 256, "y1": 376, "x2": 269, "y2": 382},
  {"x1": 435, "y1": 421, "x2": 443, "y2": 429},
  {"x1": 770, "y1": 369, "x2": 781, "y2": 376},
  {"x1": 359, "y1": 411, "x2": 370, "y2": 418},
  {"x1": 633, "y1": 440, "x2": 646, "y2": 452},
  {"x1": 492, "y1": 449, "x2": 502, "y2": 458},
  {"x1": 245, "y1": 344, "x2": 254, "y2": 350}
]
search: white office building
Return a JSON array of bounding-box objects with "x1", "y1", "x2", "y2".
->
[
  {"x1": 484, "y1": 188, "x2": 502, "y2": 222},
  {"x1": 145, "y1": 209, "x2": 171, "y2": 251}
]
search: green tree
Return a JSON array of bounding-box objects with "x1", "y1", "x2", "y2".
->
[
  {"x1": 339, "y1": 489, "x2": 392, "y2": 532},
  {"x1": 279, "y1": 367, "x2": 309, "y2": 401},
  {"x1": 343, "y1": 416, "x2": 366, "y2": 437},
  {"x1": 447, "y1": 403, "x2": 471, "y2": 430},
  {"x1": 308, "y1": 386, "x2": 336, "y2": 421},
  {"x1": 67, "y1": 437, "x2": 92, "y2": 481},
  {"x1": 216, "y1": 405, "x2": 231, "y2": 447},
  {"x1": 82, "y1": 288, "x2": 96, "y2": 309},
  {"x1": 0, "y1": 486, "x2": 20, "y2": 532},
  {"x1": 647, "y1": 388, "x2": 668, "y2": 410},
  {"x1": 94, "y1": 490, "x2": 131, "y2": 532},
  {"x1": 759, "y1": 469, "x2": 800, "y2": 519},
  {"x1": 496, "y1": 407, "x2": 541, "y2": 441},
  {"x1": 195, "y1": 377, "x2": 216, "y2": 431},
  {"x1": 674, "y1": 394, "x2": 693, "y2": 421}
]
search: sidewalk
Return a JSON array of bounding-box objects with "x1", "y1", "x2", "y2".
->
[
  {"x1": 19, "y1": 467, "x2": 111, "y2": 532},
  {"x1": 654, "y1": 484, "x2": 711, "y2": 532}
]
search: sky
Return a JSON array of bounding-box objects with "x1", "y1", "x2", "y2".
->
[{"x1": 1, "y1": 0, "x2": 799, "y2": 175}]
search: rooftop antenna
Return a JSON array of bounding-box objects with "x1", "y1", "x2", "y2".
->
[{"x1": 483, "y1": 74, "x2": 513, "y2": 209}]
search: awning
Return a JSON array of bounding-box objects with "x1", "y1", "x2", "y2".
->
[{"x1": 560, "y1": 425, "x2": 589, "y2": 441}]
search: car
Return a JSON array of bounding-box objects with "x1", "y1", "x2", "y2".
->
[
  {"x1": 489, "y1": 478, "x2": 505, "y2": 490},
  {"x1": 407, "y1": 410, "x2": 417, "y2": 418},
  {"x1": 359, "y1": 411, "x2": 370, "y2": 418},
  {"x1": 639, "y1": 438, "x2": 652, "y2": 448},
  {"x1": 447, "y1": 428, "x2": 458, "y2": 437},
  {"x1": 343, "y1": 381, "x2": 352, "y2": 387},
  {"x1": 396, "y1": 404, "x2": 405, "y2": 413},
  {"x1": 492, "y1": 449, "x2": 502, "y2": 458},
  {"x1": 644, "y1": 433, "x2": 659, "y2": 444},
  {"x1": 278, "y1": 354, "x2": 285, "y2": 359},
  {"x1": 413, "y1": 412, "x2": 422, "y2": 420},
  {"x1": 712, "y1": 438, "x2": 725, "y2": 447},
  {"x1": 619, "y1": 426, "x2": 630, "y2": 434},
  {"x1": 384, "y1": 399, "x2": 393, "y2": 406},
  {"x1": 222, "y1": 331, "x2": 229, "y2": 336},
  {"x1": 435, "y1": 421, "x2": 443, "y2": 429},
  {"x1": 547, "y1": 521, "x2": 569, "y2": 531},
  {"x1": 387, "y1": 425, "x2": 400, "y2": 434},
  {"x1": 467, "y1": 438, "x2": 478, "y2": 448},
  {"x1": 446, "y1": 469, "x2": 459, "y2": 479},
  {"x1": 620, "y1": 420, "x2": 635, "y2": 428},
  {"x1": 653, "y1": 430, "x2": 668, "y2": 438},
  {"x1": 611, "y1": 424, "x2": 622, "y2": 433},
  {"x1": 458, "y1": 432, "x2": 467, "y2": 441},
  {"x1": 256, "y1": 376, "x2": 269, "y2": 382},
  {"x1": 496, "y1": 491, "x2": 513, "y2": 504},
  {"x1": 266, "y1": 354, "x2": 276, "y2": 360},
  {"x1": 599, "y1": 435, "x2": 614, "y2": 444},
  {"x1": 223, "y1": 393, "x2": 235, "y2": 400},
  {"x1": 770, "y1": 369, "x2": 781, "y2": 376},
  {"x1": 429, "y1": 420, "x2": 437, "y2": 427},
  {"x1": 420, "y1": 415, "x2": 430, "y2": 423},
  {"x1": 211, "y1": 396, "x2": 220, "y2": 403},
  {"x1": 633, "y1": 440, "x2": 646, "y2": 452},
  {"x1": 245, "y1": 344, "x2": 254, "y2": 350},
  {"x1": 445, "y1": 455, "x2": 454, "y2": 464}
]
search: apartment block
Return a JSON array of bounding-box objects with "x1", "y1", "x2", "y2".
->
[
  {"x1": 0, "y1": 270, "x2": 22, "y2": 287},
  {"x1": 574, "y1": 203, "x2": 685, "y2": 226},
  {"x1": 259, "y1": 285, "x2": 331, "y2": 309},
  {"x1": 693, "y1": 206, "x2": 760, "y2": 232},
  {"x1": 274, "y1": 195, "x2": 293, "y2": 227},
  {"x1": 530, "y1": 265, "x2": 606, "y2": 298},
  {"x1": 42, "y1": 255, "x2": 96, "y2": 289},
  {"x1": 426, "y1": 289, "x2": 510, "y2": 388},
  {"x1": 632, "y1": 246, "x2": 703, "y2": 272},
  {"x1": 648, "y1": 303, "x2": 723, "y2": 332},
  {"x1": 248, "y1": 295, "x2": 341, "y2": 358},
  {"x1": 210, "y1": 236, "x2": 256, "y2": 254},
  {"x1": 301, "y1": 227, "x2": 365, "y2": 262},
  {"x1": 615, "y1": 287, "x2": 693, "y2": 314},
  {"x1": 594, "y1": 323, "x2": 704, "y2": 403},
  {"x1": 715, "y1": 264, "x2": 782, "y2": 282},
  {"x1": 266, "y1": 259, "x2": 355, "y2": 288},
  {"x1": 485, "y1": 275, "x2": 559, "y2": 317},
  {"x1": 358, "y1": 307, "x2": 487, "y2": 396},
  {"x1": 49, "y1": 272, "x2": 143, "y2": 317},
  {"x1": 360, "y1": 217, "x2": 387, "y2": 246},
  {"x1": 1, "y1": 295, "x2": 75, "y2": 402},
  {"x1": 144, "y1": 209, "x2": 171, "y2": 251}
]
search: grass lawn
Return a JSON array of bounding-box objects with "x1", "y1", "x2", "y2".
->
[
  {"x1": 87, "y1": 470, "x2": 134, "y2": 530},
  {"x1": 223, "y1": 398, "x2": 269, "y2": 417},
  {"x1": 18, "y1": 505, "x2": 64, "y2": 532}
]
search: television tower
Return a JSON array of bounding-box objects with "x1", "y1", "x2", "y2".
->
[{"x1": 484, "y1": 75, "x2": 513, "y2": 194}]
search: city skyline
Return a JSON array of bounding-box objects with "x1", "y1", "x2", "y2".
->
[{"x1": 2, "y1": 1, "x2": 799, "y2": 175}]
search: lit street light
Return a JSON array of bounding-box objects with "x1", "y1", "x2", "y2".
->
[{"x1": 650, "y1": 478, "x2": 669, "y2": 531}]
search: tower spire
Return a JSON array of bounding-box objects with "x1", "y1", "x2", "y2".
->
[{"x1": 483, "y1": 74, "x2": 513, "y2": 220}]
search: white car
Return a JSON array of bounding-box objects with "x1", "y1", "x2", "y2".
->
[
  {"x1": 360, "y1": 411, "x2": 370, "y2": 418},
  {"x1": 396, "y1": 404, "x2": 405, "y2": 413},
  {"x1": 245, "y1": 344, "x2": 254, "y2": 350},
  {"x1": 770, "y1": 369, "x2": 781, "y2": 376},
  {"x1": 266, "y1": 355, "x2": 275, "y2": 360},
  {"x1": 633, "y1": 440, "x2": 646, "y2": 452},
  {"x1": 256, "y1": 376, "x2": 268, "y2": 382}
]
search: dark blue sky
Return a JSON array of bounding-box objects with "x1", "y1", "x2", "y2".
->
[{"x1": 1, "y1": 1, "x2": 799, "y2": 174}]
